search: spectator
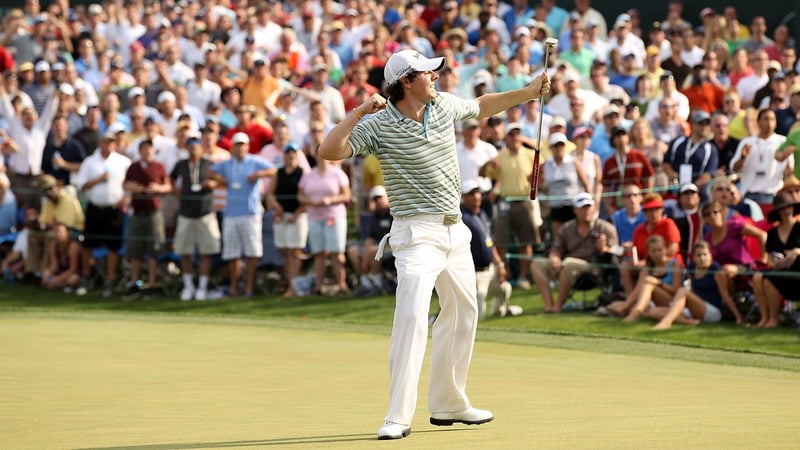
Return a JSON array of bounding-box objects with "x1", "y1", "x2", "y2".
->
[
  {"x1": 212, "y1": 132, "x2": 277, "y2": 297},
  {"x1": 40, "y1": 223, "x2": 81, "y2": 291},
  {"x1": 728, "y1": 182, "x2": 765, "y2": 222},
  {"x1": 221, "y1": 104, "x2": 274, "y2": 155},
  {"x1": 730, "y1": 108, "x2": 790, "y2": 208},
  {"x1": 754, "y1": 193, "x2": 800, "y2": 328},
  {"x1": 266, "y1": 142, "x2": 309, "y2": 298},
  {"x1": 629, "y1": 118, "x2": 669, "y2": 189},
  {"x1": 644, "y1": 72, "x2": 690, "y2": 122},
  {"x1": 42, "y1": 114, "x2": 87, "y2": 186},
  {"x1": 571, "y1": 126, "x2": 602, "y2": 207},
  {"x1": 590, "y1": 105, "x2": 624, "y2": 164},
  {"x1": 736, "y1": 49, "x2": 770, "y2": 107},
  {"x1": 0, "y1": 78, "x2": 59, "y2": 208},
  {"x1": 665, "y1": 183, "x2": 703, "y2": 262},
  {"x1": 608, "y1": 235, "x2": 683, "y2": 321},
  {"x1": 71, "y1": 103, "x2": 101, "y2": 156},
  {"x1": 740, "y1": 16, "x2": 774, "y2": 53},
  {"x1": 664, "y1": 111, "x2": 718, "y2": 200},
  {"x1": 482, "y1": 123, "x2": 541, "y2": 288},
  {"x1": 601, "y1": 126, "x2": 655, "y2": 217},
  {"x1": 23, "y1": 60, "x2": 56, "y2": 116},
  {"x1": 649, "y1": 96, "x2": 687, "y2": 148},
  {"x1": 1, "y1": 208, "x2": 37, "y2": 283},
  {"x1": 650, "y1": 240, "x2": 727, "y2": 329},
  {"x1": 75, "y1": 130, "x2": 132, "y2": 297},
  {"x1": 348, "y1": 185, "x2": 393, "y2": 298},
  {"x1": 298, "y1": 154, "x2": 351, "y2": 295},
  {"x1": 456, "y1": 119, "x2": 498, "y2": 196},
  {"x1": 540, "y1": 132, "x2": 591, "y2": 237},
  {"x1": 660, "y1": 37, "x2": 691, "y2": 89},
  {"x1": 530, "y1": 192, "x2": 617, "y2": 312},
  {"x1": 612, "y1": 183, "x2": 646, "y2": 245},
  {"x1": 170, "y1": 135, "x2": 222, "y2": 301},
  {"x1": 710, "y1": 112, "x2": 740, "y2": 175},
  {"x1": 240, "y1": 58, "x2": 281, "y2": 115},
  {"x1": 681, "y1": 64, "x2": 726, "y2": 114},
  {"x1": 774, "y1": 84, "x2": 800, "y2": 136},
  {"x1": 460, "y1": 180, "x2": 520, "y2": 318},
  {"x1": 608, "y1": 13, "x2": 645, "y2": 65}
]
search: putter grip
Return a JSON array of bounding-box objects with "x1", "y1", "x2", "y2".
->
[{"x1": 529, "y1": 152, "x2": 540, "y2": 200}]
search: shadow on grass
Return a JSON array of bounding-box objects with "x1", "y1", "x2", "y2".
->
[{"x1": 76, "y1": 429, "x2": 467, "y2": 449}]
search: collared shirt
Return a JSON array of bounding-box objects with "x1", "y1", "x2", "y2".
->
[
  {"x1": 39, "y1": 189, "x2": 85, "y2": 231},
  {"x1": 171, "y1": 158, "x2": 215, "y2": 218},
  {"x1": 456, "y1": 139, "x2": 498, "y2": 193},
  {"x1": 554, "y1": 218, "x2": 618, "y2": 262},
  {"x1": 729, "y1": 133, "x2": 791, "y2": 196},
  {"x1": 75, "y1": 150, "x2": 132, "y2": 207},
  {"x1": 483, "y1": 147, "x2": 536, "y2": 198},
  {"x1": 461, "y1": 205, "x2": 494, "y2": 270},
  {"x1": 665, "y1": 136, "x2": 719, "y2": 185},
  {"x1": 349, "y1": 92, "x2": 480, "y2": 217},
  {"x1": 125, "y1": 160, "x2": 168, "y2": 213},
  {"x1": 213, "y1": 155, "x2": 273, "y2": 217}
]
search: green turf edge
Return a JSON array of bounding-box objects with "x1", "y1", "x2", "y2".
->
[{"x1": 5, "y1": 309, "x2": 798, "y2": 373}]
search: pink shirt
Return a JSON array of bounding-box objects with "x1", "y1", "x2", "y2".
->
[{"x1": 299, "y1": 166, "x2": 349, "y2": 221}]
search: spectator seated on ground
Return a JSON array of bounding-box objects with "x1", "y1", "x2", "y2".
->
[
  {"x1": 530, "y1": 193, "x2": 618, "y2": 313},
  {"x1": 348, "y1": 185, "x2": 394, "y2": 297},
  {"x1": 0, "y1": 170, "x2": 16, "y2": 234},
  {"x1": 1, "y1": 207, "x2": 37, "y2": 283},
  {"x1": 40, "y1": 223, "x2": 81, "y2": 291}
]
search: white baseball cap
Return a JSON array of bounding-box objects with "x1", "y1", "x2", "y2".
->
[
  {"x1": 232, "y1": 132, "x2": 250, "y2": 145},
  {"x1": 34, "y1": 60, "x2": 50, "y2": 73},
  {"x1": 157, "y1": 91, "x2": 176, "y2": 103},
  {"x1": 573, "y1": 192, "x2": 595, "y2": 207},
  {"x1": 549, "y1": 132, "x2": 568, "y2": 146},
  {"x1": 128, "y1": 86, "x2": 145, "y2": 99},
  {"x1": 384, "y1": 49, "x2": 445, "y2": 86},
  {"x1": 461, "y1": 179, "x2": 481, "y2": 195},
  {"x1": 369, "y1": 185, "x2": 387, "y2": 199},
  {"x1": 58, "y1": 83, "x2": 75, "y2": 95}
]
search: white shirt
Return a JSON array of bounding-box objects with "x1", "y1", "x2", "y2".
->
[
  {"x1": 154, "y1": 109, "x2": 184, "y2": 139},
  {"x1": 644, "y1": 91, "x2": 691, "y2": 121},
  {"x1": 75, "y1": 150, "x2": 131, "y2": 206},
  {"x1": 608, "y1": 33, "x2": 646, "y2": 68},
  {"x1": 729, "y1": 133, "x2": 791, "y2": 196},
  {"x1": 166, "y1": 61, "x2": 195, "y2": 87},
  {"x1": 736, "y1": 73, "x2": 769, "y2": 107},
  {"x1": 548, "y1": 90, "x2": 609, "y2": 123},
  {"x1": 457, "y1": 139, "x2": 498, "y2": 193},
  {"x1": 186, "y1": 78, "x2": 222, "y2": 114},
  {"x1": 0, "y1": 94, "x2": 58, "y2": 175},
  {"x1": 680, "y1": 46, "x2": 706, "y2": 68}
]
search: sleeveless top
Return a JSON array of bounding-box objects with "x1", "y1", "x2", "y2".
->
[
  {"x1": 575, "y1": 150, "x2": 597, "y2": 190},
  {"x1": 543, "y1": 153, "x2": 582, "y2": 207},
  {"x1": 650, "y1": 258, "x2": 679, "y2": 286}
]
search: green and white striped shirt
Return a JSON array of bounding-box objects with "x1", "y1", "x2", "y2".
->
[{"x1": 348, "y1": 93, "x2": 480, "y2": 217}]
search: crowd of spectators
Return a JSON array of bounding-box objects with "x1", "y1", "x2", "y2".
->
[{"x1": 0, "y1": 0, "x2": 799, "y2": 327}]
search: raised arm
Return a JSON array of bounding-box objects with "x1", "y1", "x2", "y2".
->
[
  {"x1": 474, "y1": 72, "x2": 550, "y2": 118},
  {"x1": 319, "y1": 94, "x2": 387, "y2": 161}
]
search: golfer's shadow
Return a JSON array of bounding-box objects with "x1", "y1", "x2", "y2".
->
[{"x1": 77, "y1": 429, "x2": 469, "y2": 448}]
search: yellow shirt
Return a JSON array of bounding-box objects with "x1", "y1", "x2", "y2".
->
[
  {"x1": 241, "y1": 76, "x2": 280, "y2": 112},
  {"x1": 728, "y1": 109, "x2": 749, "y2": 141},
  {"x1": 39, "y1": 189, "x2": 85, "y2": 231},
  {"x1": 484, "y1": 147, "x2": 536, "y2": 197},
  {"x1": 362, "y1": 154, "x2": 384, "y2": 189}
]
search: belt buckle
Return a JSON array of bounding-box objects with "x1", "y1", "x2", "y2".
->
[{"x1": 443, "y1": 214, "x2": 459, "y2": 225}]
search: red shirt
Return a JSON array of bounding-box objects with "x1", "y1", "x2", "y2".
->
[
  {"x1": 125, "y1": 160, "x2": 167, "y2": 213},
  {"x1": 681, "y1": 83, "x2": 726, "y2": 114},
  {"x1": 632, "y1": 217, "x2": 682, "y2": 264},
  {"x1": 602, "y1": 149, "x2": 655, "y2": 193},
  {"x1": 222, "y1": 122, "x2": 274, "y2": 154}
]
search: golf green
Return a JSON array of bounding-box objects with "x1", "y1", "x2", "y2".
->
[{"x1": 1, "y1": 312, "x2": 797, "y2": 449}]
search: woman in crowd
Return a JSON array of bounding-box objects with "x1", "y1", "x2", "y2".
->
[
  {"x1": 298, "y1": 155, "x2": 351, "y2": 295},
  {"x1": 629, "y1": 118, "x2": 669, "y2": 189},
  {"x1": 650, "y1": 240, "x2": 728, "y2": 329},
  {"x1": 41, "y1": 223, "x2": 81, "y2": 291},
  {"x1": 540, "y1": 132, "x2": 591, "y2": 238},
  {"x1": 607, "y1": 235, "x2": 682, "y2": 320},
  {"x1": 702, "y1": 200, "x2": 767, "y2": 324},
  {"x1": 267, "y1": 143, "x2": 308, "y2": 298},
  {"x1": 571, "y1": 126, "x2": 602, "y2": 207},
  {"x1": 721, "y1": 90, "x2": 754, "y2": 140},
  {"x1": 754, "y1": 194, "x2": 800, "y2": 328}
]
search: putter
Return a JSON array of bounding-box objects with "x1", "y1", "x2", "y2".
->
[{"x1": 529, "y1": 37, "x2": 559, "y2": 200}]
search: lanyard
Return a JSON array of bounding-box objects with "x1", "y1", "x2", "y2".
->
[
  {"x1": 685, "y1": 140, "x2": 704, "y2": 164},
  {"x1": 615, "y1": 151, "x2": 627, "y2": 183},
  {"x1": 189, "y1": 160, "x2": 200, "y2": 185}
]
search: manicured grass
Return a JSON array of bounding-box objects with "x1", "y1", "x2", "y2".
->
[{"x1": 2, "y1": 282, "x2": 798, "y2": 365}]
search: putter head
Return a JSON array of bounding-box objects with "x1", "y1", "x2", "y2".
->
[{"x1": 544, "y1": 37, "x2": 559, "y2": 47}]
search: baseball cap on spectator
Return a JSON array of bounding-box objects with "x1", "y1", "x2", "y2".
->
[
  {"x1": 460, "y1": 180, "x2": 480, "y2": 195},
  {"x1": 232, "y1": 132, "x2": 250, "y2": 145},
  {"x1": 159, "y1": 17, "x2": 171, "y2": 28},
  {"x1": 312, "y1": 63, "x2": 328, "y2": 73},
  {"x1": 642, "y1": 196, "x2": 664, "y2": 210},
  {"x1": 603, "y1": 105, "x2": 621, "y2": 117},
  {"x1": 52, "y1": 62, "x2": 65, "y2": 71},
  {"x1": 283, "y1": 142, "x2": 300, "y2": 153},
  {"x1": 572, "y1": 126, "x2": 593, "y2": 139},
  {"x1": 202, "y1": 42, "x2": 217, "y2": 53},
  {"x1": 660, "y1": 71, "x2": 674, "y2": 82},
  {"x1": 472, "y1": 72, "x2": 492, "y2": 87},
  {"x1": 302, "y1": 9, "x2": 314, "y2": 18},
  {"x1": 245, "y1": 35, "x2": 256, "y2": 44},
  {"x1": 204, "y1": 114, "x2": 219, "y2": 124},
  {"x1": 186, "y1": 133, "x2": 201, "y2": 146},
  {"x1": 108, "y1": 122, "x2": 127, "y2": 135},
  {"x1": 157, "y1": 91, "x2": 176, "y2": 103},
  {"x1": 34, "y1": 61, "x2": 50, "y2": 73},
  {"x1": 330, "y1": 20, "x2": 345, "y2": 31},
  {"x1": 514, "y1": 27, "x2": 530, "y2": 38},
  {"x1": 371, "y1": 185, "x2": 389, "y2": 198},
  {"x1": 569, "y1": 11, "x2": 582, "y2": 22},
  {"x1": 442, "y1": 0, "x2": 458, "y2": 11},
  {"x1": 345, "y1": 8, "x2": 359, "y2": 16},
  {"x1": 550, "y1": 116, "x2": 567, "y2": 128},
  {"x1": 68, "y1": 12, "x2": 80, "y2": 22},
  {"x1": 586, "y1": 18, "x2": 598, "y2": 29},
  {"x1": 651, "y1": 21, "x2": 663, "y2": 32},
  {"x1": 507, "y1": 122, "x2": 522, "y2": 133},
  {"x1": 463, "y1": 118, "x2": 480, "y2": 129},
  {"x1": 253, "y1": 57, "x2": 268, "y2": 67},
  {"x1": 609, "y1": 126, "x2": 627, "y2": 145},
  {"x1": 110, "y1": 59, "x2": 124, "y2": 70},
  {"x1": 384, "y1": 49, "x2": 446, "y2": 85},
  {"x1": 441, "y1": 28, "x2": 468, "y2": 43},
  {"x1": 88, "y1": 4, "x2": 103, "y2": 15},
  {"x1": 58, "y1": 83, "x2": 74, "y2": 95},
  {"x1": 128, "y1": 86, "x2": 145, "y2": 99},
  {"x1": 767, "y1": 60, "x2": 782, "y2": 72},
  {"x1": 573, "y1": 192, "x2": 594, "y2": 207},
  {"x1": 37, "y1": 174, "x2": 59, "y2": 191},
  {"x1": 549, "y1": 132, "x2": 568, "y2": 146},
  {"x1": 646, "y1": 45, "x2": 660, "y2": 57},
  {"x1": 679, "y1": 183, "x2": 699, "y2": 194},
  {"x1": 18, "y1": 62, "x2": 34, "y2": 73},
  {"x1": 614, "y1": 13, "x2": 631, "y2": 29},
  {"x1": 130, "y1": 41, "x2": 144, "y2": 52},
  {"x1": 790, "y1": 85, "x2": 800, "y2": 96},
  {"x1": 562, "y1": 72, "x2": 578, "y2": 84},
  {"x1": 691, "y1": 110, "x2": 711, "y2": 123},
  {"x1": 33, "y1": 14, "x2": 47, "y2": 24},
  {"x1": 699, "y1": 8, "x2": 715, "y2": 19}
]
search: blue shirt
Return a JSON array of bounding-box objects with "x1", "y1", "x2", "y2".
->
[
  {"x1": 461, "y1": 205, "x2": 494, "y2": 270},
  {"x1": 213, "y1": 155, "x2": 273, "y2": 217},
  {"x1": 612, "y1": 209, "x2": 645, "y2": 243}
]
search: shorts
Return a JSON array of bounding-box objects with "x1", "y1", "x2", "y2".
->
[
  {"x1": 274, "y1": 212, "x2": 309, "y2": 249},
  {"x1": 125, "y1": 211, "x2": 165, "y2": 259},
  {"x1": 222, "y1": 214, "x2": 263, "y2": 260},
  {"x1": 308, "y1": 216, "x2": 347, "y2": 254},
  {"x1": 683, "y1": 302, "x2": 722, "y2": 323},
  {"x1": 532, "y1": 256, "x2": 595, "y2": 286},
  {"x1": 83, "y1": 203, "x2": 125, "y2": 251},
  {"x1": 494, "y1": 200, "x2": 537, "y2": 248},
  {"x1": 550, "y1": 205, "x2": 575, "y2": 223},
  {"x1": 174, "y1": 213, "x2": 221, "y2": 255}
]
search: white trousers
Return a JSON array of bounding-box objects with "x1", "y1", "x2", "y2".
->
[{"x1": 384, "y1": 217, "x2": 479, "y2": 426}]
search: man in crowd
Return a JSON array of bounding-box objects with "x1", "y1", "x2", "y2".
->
[
  {"x1": 348, "y1": 185, "x2": 393, "y2": 297},
  {"x1": 663, "y1": 111, "x2": 718, "y2": 201}
]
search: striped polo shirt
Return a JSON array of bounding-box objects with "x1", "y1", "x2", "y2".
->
[{"x1": 348, "y1": 93, "x2": 480, "y2": 217}]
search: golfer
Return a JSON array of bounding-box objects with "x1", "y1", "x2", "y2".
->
[{"x1": 319, "y1": 49, "x2": 549, "y2": 440}]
